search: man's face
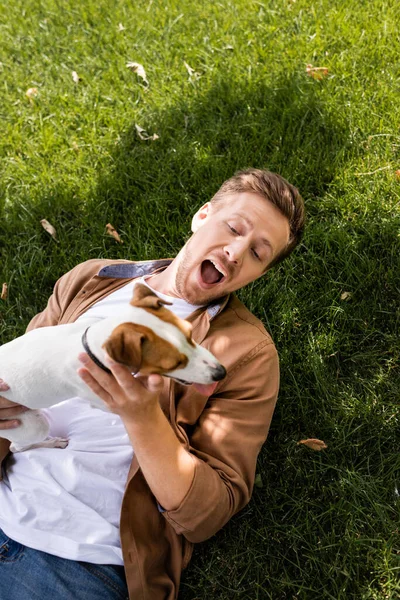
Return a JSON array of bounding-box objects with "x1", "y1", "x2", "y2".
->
[{"x1": 175, "y1": 192, "x2": 291, "y2": 305}]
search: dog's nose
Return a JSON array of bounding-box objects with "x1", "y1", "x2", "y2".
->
[{"x1": 212, "y1": 364, "x2": 226, "y2": 381}]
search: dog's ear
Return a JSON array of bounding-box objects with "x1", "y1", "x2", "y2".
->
[
  {"x1": 102, "y1": 323, "x2": 146, "y2": 371},
  {"x1": 131, "y1": 283, "x2": 172, "y2": 309}
]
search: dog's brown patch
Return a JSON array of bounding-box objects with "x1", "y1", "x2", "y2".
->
[
  {"x1": 131, "y1": 283, "x2": 195, "y2": 346},
  {"x1": 103, "y1": 322, "x2": 188, "y2": 374}
]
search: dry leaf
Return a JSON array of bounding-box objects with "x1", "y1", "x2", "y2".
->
[
  {"x1": 1, "y1": 283, "x2": 8, "y2": 300},
  {"x1": 395, "y1": 169, "x2": 400, "y2": 180},
  {"x1": 254, "y1": 473, "x2": 263, "y2": 488},
  {"x1": 340, "y1": 291, "x2": 352, "y2": 301},
  {"x1": 40, "y1": 219, "x2": 57, "y2": 240},
  {"x1": 306, "y1": 64, "x2": 329, "y2": 80},
  {"x1": 26, "y1": 87, "x2": 38, "y2": 100},
  {"x1": 106, "y1": 223, "x2": 123, "y2": 243},
  {"x1": 72, "y1": 71, "x2": 81, "y2": 84},
  {"x1": 118, "y1": 23, "x2": 125, "y2": 31},
  {"x1": 126, "y1": 62, "x2": 149, "y2": 86},
  {"x1": 184, "y1": 61, "x2": 195, "y2": 76},
  {"x1": 184, "y1": 61, "x2": 200, "y2": 80},
  {"x1": 135, "y1": 124, "x2": 159, "y2": 141},
  {"x1": 297, "y1": 438, "x2": 328, "y2": 451}
]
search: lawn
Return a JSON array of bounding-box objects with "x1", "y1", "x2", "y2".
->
[{"x1": 1, "y1": 0, "x2": 399, "y2": 598}]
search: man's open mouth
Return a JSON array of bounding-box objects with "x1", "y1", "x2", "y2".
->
[{"x1": 200, "y1": 259, "x2": 226, "y2": 285}]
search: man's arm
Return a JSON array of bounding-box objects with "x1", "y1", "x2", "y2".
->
[
  {"x1": 77, "y1": 339, "x2": 279, "y2": 541},
  {"x1": 77, "y1": 354, "x2": 195, "y2": 511}
]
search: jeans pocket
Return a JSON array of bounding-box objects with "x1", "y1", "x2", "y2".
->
[
  {"x1": 79, "y1": 562, "x2": 128, "y2": 600},
  {"x1": 0, "y1": 529, "x2": 24, "y2": 563}
]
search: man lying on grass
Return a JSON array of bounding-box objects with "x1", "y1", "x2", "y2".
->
[{"x1": 0, "y1": 168, "x2": 305, "y2": 600}]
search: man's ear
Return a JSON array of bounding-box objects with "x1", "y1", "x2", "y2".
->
[
  {"x1": 191, "y1": 202, "x2": 211, "y2": 233},
  {"x1": 102, "y1": 323, "x2": 146, "y2": 371}
]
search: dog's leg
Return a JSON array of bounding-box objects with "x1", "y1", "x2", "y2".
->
[
  {"x1": 1, "y1": 409, "x2": 69, "y2": 453},
  {"x1": 10, "y1": 437, "x2": 69, "y2": 453}
]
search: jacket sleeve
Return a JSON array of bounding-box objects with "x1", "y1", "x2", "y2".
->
[
  {"x1": 161, "y1": 339, "x2": 279, "y2": 543},
  {"x1": 26, "y1": 278, "x2": 64, "y2": 331},
  {"x1": 25, "y1": 259, "x2": 100, "y2": 332}
]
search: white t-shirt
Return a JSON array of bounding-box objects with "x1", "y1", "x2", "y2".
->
[{"x1": 0, "y1": 277, "x2": 200, "y2": 565}]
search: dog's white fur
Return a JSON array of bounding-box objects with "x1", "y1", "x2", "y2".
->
[{"x1": 0, "y1": 286, "x2": 225, "y2": 452}]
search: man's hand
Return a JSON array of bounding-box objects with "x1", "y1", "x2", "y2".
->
[
  {"x1": 0, "y1": 379, "x2": 29, "y2": 430},
  {"x1": 77, "y1": 352, "x2": 195, "y2": 511},
  {"x1": 77, "y1": 353, "x2": 163, "y2": 423}
]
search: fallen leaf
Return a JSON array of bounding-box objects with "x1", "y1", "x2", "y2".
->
[
  {"x1": 40, "y1": 219, "x2": 57, "y2": 240},
  {"x1": 254, "y1": 473, "x2": 263, "y2": 488},
  {"x1": 297, "y1": 438, "x2": 328, "y2": 451},
  {"x1": 340, "y1": 291, "x2": 352, "y2": 301},
  {"x1": 184, "y1": 61, "x2": 200, "y2": 80},
  {"x1": 106, "y1": 223, "x2": 123, "y2": 243},
  {"x1": 126, "y1": 62, "x2": 149, "y2": 86},
  {"x1": 26, "y1": 87, "x2": 38, "y2": 99},
  {"x1": 395, "y1": 169, "x2": 400, "y2": 180},
  {"x1": 306, "y1": 64, "x2": 329, "y2": 80},
  {"x1": 72, "y1": 71, "x2": 81, "y2": 84},
  {"x1": 26, "y1": 87, "x2": 38, "y2": 104},
  {"x1": 118, "y1": 23, "x2": 125, "y2": 31},
  {"x1": 135, "y1": 124, "x2": 159, "y2": 141},
  {"x1": 1, "y1": 283, "x2": 8, "y2": 300}
]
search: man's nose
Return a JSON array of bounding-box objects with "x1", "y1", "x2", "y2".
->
[{"x1": 223, "y1": 240, "x2": 246, "y2": 263}]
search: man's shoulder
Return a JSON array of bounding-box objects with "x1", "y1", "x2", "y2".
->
[
  {"x1": 205, "y1": 294, "x2": 278, "y2": 387},
  {"x1": 212, "y1": 294, "x2": 275, "y2": 347}
]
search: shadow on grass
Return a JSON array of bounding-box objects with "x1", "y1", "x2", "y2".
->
[
  {"x1": 89, "y1": 72, "x2": 350, "y2": 244},
  {"x1": 88, "y1": 73, "x2": 396, "y2": 600},
  {"x1": 2, "y1": 70, "x2": 399, "y2": 598}
]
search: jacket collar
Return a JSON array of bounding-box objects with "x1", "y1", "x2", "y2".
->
[{"x1": 96, "y1": 259, "x2": 230, "y2": 332}]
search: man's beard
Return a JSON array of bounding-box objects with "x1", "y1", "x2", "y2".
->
[
  {"x1": 175, "y1": 243, "x2": 227, "y2": 306},
  {"x1": 175, "y1": 244, "x2": 194, "y2": 301}
]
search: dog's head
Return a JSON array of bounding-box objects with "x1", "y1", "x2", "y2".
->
[{"x1": 102, "y1": 283, "x2": 226, "y2": 391}]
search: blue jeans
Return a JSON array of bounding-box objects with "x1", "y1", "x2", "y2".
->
[{"x1": 0, "y1": 528, "x2": 129, "y2": 600}]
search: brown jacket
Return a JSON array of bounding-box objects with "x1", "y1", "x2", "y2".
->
[{"x1": 0, "y1": 258, "x2": 279, "y2": 599}]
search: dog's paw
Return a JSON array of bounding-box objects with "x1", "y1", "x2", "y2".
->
[
  {"x1": 10, "y1": 437, "x2": 69, "y2": 453},
  {"x1": 41, "y1": 437, "x2": 69, "y2": 449},
  {"x1": 53, "y1": 438, "x2": 69, "y2": 449}
]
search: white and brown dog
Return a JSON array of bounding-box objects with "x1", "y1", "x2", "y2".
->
[{"x1": 0, "y1": 283, "x2": 226, "y2": 452}]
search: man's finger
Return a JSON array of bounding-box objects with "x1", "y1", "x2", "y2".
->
[
  {"x1": 105, "y1": 360, "x2": 144, "y2": 391},
  {"x1": 78, "y1": 353, "x2": 119, "y2": 390},
  {"x1": 0, "y1": 379, "x2": 10, "y2": 392},
  {"x1": 147, "y1": 374, "x2": 164, "y2": 394},
  {"x1": 0, "y1": 405, "x2": 29, "y2": 417},
  {"x1": 77, "y1": 368, "x2": 113, "y2": 405},
  {"x1": 0, "y1": 420, "x2": 20, "y2": 430}
]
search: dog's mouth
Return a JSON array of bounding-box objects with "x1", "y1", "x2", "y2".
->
[
  {"x1": 173, "y1": 377, "x2": 191, "y2": 385},
  {"x1": 168, "y1": 376, "x2": 218, "y2": 396}
]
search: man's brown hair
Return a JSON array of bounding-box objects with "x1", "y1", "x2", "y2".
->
[{"x1": 210, "y1": 168, "x2": 305, "y2": 268}]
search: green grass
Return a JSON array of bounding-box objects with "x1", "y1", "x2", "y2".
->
[{"x1": 1, "y1": 0, "x2": 399, "y2": 598}]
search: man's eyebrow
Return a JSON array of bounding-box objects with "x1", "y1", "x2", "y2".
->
[{"x1": 232, "y1": 212, "x2": 274, "y2": 252}]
